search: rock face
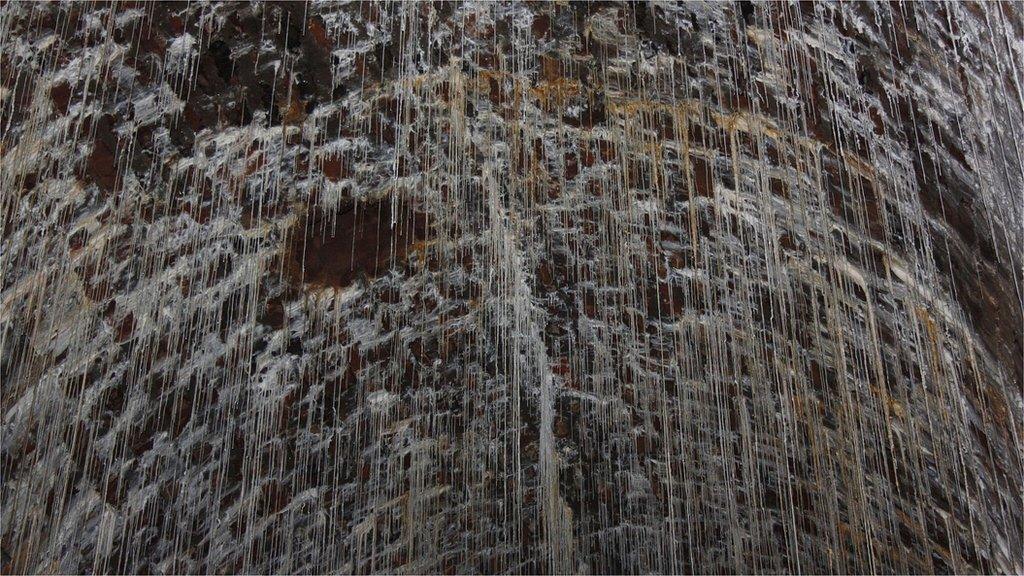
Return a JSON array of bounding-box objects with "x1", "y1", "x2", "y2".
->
[{"x1": 1, "y1": 2, "x2": 1021, "y2": 574}]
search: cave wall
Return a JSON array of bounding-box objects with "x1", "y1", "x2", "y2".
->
[{"x1": 1, "y1": 1, "x2": 1022, "y2": 573}]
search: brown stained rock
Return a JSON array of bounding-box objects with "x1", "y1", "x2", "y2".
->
[
  {"x1": 539, "y1": 55, "x2": 560, "y2": 82},
  {"x1": 307, "y1": 17, "x2": 332, "y2": 51},
  {"x1": 49, "y1": 81, "x2": 71, "y2": 114},
  {"x1": 320, "y1": 154, "x2": 346, "y2": 182},
  {"x1": 689, "y1": 155, "x2": 715, "y2": 197},
  {"x1": 288, "y1": 198, "x2": 428, "y2": 290},
  {"x1": 280, "y1": 94, "x2": 306, "y2": 127},
  {"x1": 486, "y1": 74, "x2": 504, "y2": 107},
  {"x1": 84, "y1": 119, "x2": 120, "y2": 193},
  {"x1": 554, "y1": 416, "x2": 570, "y2": 438},
  {"x1": 115, "y1": 313, "x2": 135, "y2": 343},
  {"x1": 260, "y1": 297, "x2": 285, "y2": 330},
  {"x1": 531, "y1": 13, "x2": 551, "y2": 38}
]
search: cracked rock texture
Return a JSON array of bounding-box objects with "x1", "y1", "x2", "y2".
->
[{"x1": 1, "y1": 1, "x2": 1022, "y2": 574}]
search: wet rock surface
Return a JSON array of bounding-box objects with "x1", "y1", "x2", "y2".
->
[{"x1": 1, "y1": 2, "x2": 1022, "y2": 574}]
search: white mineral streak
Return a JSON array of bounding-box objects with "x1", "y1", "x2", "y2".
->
[{"x1": 1, "y1": 1, "x2": 1022, "y2": 574}]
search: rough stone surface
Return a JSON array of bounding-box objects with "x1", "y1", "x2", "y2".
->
[{"x1": 1, "y1": 1, "x2": 1021, "y2": 573}]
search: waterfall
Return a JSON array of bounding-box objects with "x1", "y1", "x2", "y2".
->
[{"x1": 1, "y1": 2, "x2": 1021, "y2": 573}]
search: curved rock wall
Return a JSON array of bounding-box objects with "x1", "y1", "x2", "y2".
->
[{"x1": 2, "y1": 2, "x2": 1021, "y2": 573}]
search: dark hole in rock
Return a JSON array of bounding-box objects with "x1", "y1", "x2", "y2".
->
[
  {"x1": 207, "y1": 40, "x2": 233, "y2": 83},
  {"x1": 50, "y1": 81, "x2": 71, "y2": 114},
  {"x1": 738, "y1": 0, "x2": 755, "y2": 24},
  {"x1": 288, "y1": 197, "x2": 428, "y2": 289}
]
